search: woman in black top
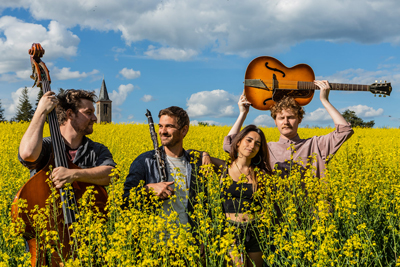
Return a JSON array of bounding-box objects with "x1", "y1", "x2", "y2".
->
[{"x1": 219, "y1": 124, "x2": 272, "y2": 267}]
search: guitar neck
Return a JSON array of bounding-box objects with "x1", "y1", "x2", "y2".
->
[{"x1": 298, "y1": 81, "x2": 370, "y2": 92}]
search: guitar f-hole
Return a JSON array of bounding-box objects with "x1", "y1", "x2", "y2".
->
[{"x1": 265, "y1": 62, "x2": 286, "y2": 77}]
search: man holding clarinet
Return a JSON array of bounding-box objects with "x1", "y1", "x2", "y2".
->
[{"x1": 122, "y1": 106, "x2": 210, "y2": 239}]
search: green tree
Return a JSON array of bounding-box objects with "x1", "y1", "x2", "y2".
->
[
  {"x1": 13, "y1": 87, "x2": 34, "y2": 122},
  {"x1": 341, "y1": 109, "x2": 375, "y2": 128},
  {"x1": 198, "y1": 121, "x2": 210, "y2": 126},
  {"x1": 0, "y1": 99, "x2": 5, "y2": 122}
]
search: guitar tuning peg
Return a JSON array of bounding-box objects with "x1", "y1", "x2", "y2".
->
[
  {"x1": 374, "y1": 94, "x2": 376, "y2": 97},
  {"x1": 383, "y1": 95, "x2": 386, "y2": 97},
  {"x1": 384, "y1": 80, "x2": 387, "y2": 83},
  {"x1": 379, "y1": 95, "x2": 382, "y2": 97},
  {"x1": 375, "y1": 80, "x2": 378, "y2": 83}
]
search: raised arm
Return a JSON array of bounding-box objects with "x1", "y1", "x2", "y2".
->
[
  {"x1": 227, "y1": 94, "x2": 252, "y2": 136},
  {"x1": 314, "y1": 80, "x2": 348, "y2": 125},
  {"x1": 19, "y1": 91, "x2": 58, "y2": 162}
]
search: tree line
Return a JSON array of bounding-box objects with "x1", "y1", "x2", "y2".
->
[
  {"x1": 1, "y1": 87, "x2": 375, "y2": 128},
  {"x1": 0, "y1": 87, "x2": 43, "y2": 123}
]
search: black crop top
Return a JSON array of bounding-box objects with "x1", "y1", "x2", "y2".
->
[{"x1": 221, "y1": 177, "x2": 257, "y2": 214}]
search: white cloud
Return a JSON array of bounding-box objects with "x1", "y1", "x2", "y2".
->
[
  {"x1": 119, "y1": 68, "x2": 141, "y2": 79},
  {"x1": 51, "y1": 67, "x2": 99, "y2": 80},
  {"x1": 253, "y1": 115, "x2": 275, "y2": 127},
  {"x1": 141, "y1": 94, "x2": 155, "y2": 102},
  {"x1": 144, "y1": 45, "x2": 198, "y2": 61},
  {"x1": 3, "y1": 0, "x2": 400, "y2": 57},
  {"x1": 109, "y1": 84, "x2": 134, "y2": 106},
  {"x1": 343, "y1": 105, "x2": 384, "y2": 118},
  {"x1": 186, "y1": 89, "x2": 238, "y2": 118},
  {"x1": 302, "y1": 105, "x2": 383, "y2": 126},
  {"x1": 303, "y1": 108, "x2": 332, "y2": 122},
  {"x1": 0, "y1": 16, "x2": 79, "y2": 74}
]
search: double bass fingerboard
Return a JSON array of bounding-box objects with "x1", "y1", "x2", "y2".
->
[{"x1": 40, "y1": 70, "x2": 78, "y2": 225}]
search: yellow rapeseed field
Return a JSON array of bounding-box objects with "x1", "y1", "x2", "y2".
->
[{"x1": 1, "y1": 122, "x2": 399, "y2": 266}]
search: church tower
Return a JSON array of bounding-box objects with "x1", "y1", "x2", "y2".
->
[{"x1": 96, "y1": 79, "x2": 112, "y2": 123}]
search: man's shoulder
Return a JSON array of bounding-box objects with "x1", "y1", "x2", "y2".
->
[
  {"x1": 84, "y1": 137, "x2": 111, "y2": 151},
  {"x1": 128, "y1": 150, "x2": 156, "y2": 172},
  {"x1": 134, "y1": 150, "x2": 156, "y2": 162}
]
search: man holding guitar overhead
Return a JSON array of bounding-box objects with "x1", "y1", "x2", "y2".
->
[
  {"x1": 18, "y1": 89, "x2": 116, "y2": 186},
  {"x1": 223, "y1": 80, "x2": 354, "y2": 179}
]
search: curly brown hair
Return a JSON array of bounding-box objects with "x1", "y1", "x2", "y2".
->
[
  {"x1": 270, "y1": 96, "x2": 305, "y2": 120},
  {"x1": 158, "y1": 106, "x2": 190, "y2": 130},
  {"x1": 56, "y1": 89, "x2": 97, "y2": 125}
]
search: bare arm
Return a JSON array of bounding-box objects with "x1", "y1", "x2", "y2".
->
[
  {"x1": 19, "y1": 91, "x2": 58, "y2": 162},
  {"x1": 315, "y1": 80, "x2": 348, "y2": 125},
  {"x1": 51, "y1": 165, "x2": 114, "y2": 189},
  {"x1": 227, "y1": 94, "x2": 251, "y2": 136},
  {"x1": 202, "y1": 152, "x2": 226, "y2": 172}
]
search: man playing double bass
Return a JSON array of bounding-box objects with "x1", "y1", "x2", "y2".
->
[
  {"x1": 18, "y1": 89, "x2": 115, "y2": 186},
  {"x1": 18, "y1": 89, "x2": 116, "y2": 265}
]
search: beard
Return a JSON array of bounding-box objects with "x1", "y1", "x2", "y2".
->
[{"x1": 71, "y1": 119, "x2": 93, "y2": 136}]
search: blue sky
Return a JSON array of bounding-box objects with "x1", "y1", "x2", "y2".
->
[{"x1": 0, "y1": 0, "x2": 399, "y2": 128}]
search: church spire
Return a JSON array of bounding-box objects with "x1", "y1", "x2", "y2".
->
[
  {"x1": 99, "y1": 78, "x2": 110, "y2": 101},
  {"x1": 96, "y1": 78, "x2": 112, "y2": 123}
]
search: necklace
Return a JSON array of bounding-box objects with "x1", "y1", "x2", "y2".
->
[{"x1": 234, "y1": 161, "x2": 251, "y2": 181}]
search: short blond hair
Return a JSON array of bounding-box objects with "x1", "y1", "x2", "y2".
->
[{"x1": 270, "y1": 96, "x2": 305, "y2": 120}]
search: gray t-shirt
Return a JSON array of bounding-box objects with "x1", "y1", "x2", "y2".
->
[
  {"x1": 161, "y1": 155, "x2": 190, "y2": 239},
  {"x1": 163, "y1": 155, "x2": 189, "y2": 224}
]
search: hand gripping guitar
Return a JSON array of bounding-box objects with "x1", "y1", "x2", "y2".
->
[{"x1": 145, "y1": 109, "x2": 168, "y2": 182}]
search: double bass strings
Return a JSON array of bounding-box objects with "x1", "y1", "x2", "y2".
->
[{"x1": 41, "y1": 77, "x2": 79, "y2": 227}]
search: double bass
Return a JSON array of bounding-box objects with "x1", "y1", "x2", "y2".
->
[
  {"x1": 244, "y1": 56, "x2": 392, "y2": 110},
  {"x1": 11, "y1": 43, "x2": 108, "y2": 266}
]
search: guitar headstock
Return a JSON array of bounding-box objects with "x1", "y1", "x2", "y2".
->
[
  {"x1": 369, "y1": 81, "x2": 392, "y2": 96},
  {"x1": 29, "y1": 43, "x2": 51, "y2": 88}
]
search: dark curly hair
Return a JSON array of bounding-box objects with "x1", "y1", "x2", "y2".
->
[
  {"x1": 270, "y1": 96, "x2": 305, "y2": 121},
  {"x1": 56, "y1": 89, "x2": 97, "y2": 125},
  {"x1": 158, "y1": 106, "x2": 190, "y2": 130}
]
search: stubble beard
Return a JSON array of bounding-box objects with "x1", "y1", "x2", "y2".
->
[{"x1": 71, "y1": 120, "x2": 93, "y2": 136}]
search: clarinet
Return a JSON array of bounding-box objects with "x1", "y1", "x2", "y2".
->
[{"x1": 145, "y1": 109, "x2": 168, "y2": 182}]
